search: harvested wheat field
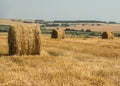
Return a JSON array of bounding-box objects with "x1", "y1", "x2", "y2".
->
[{"x1": 0, "y1": 33, "x2": 120, "y2": 86}]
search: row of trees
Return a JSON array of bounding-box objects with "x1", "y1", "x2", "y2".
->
[{"x1": 41, "y1": 23, "x2": 70, "y2": 27}]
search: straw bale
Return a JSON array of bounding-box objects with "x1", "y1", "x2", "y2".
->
[
  {"x1": 8, "y1": 24, "x2": 41, "y2": 55},
  {"x1": 102, "y1": 31, "x2": 114, "y2": 39},
  {"x1": 51, "y1": 28, "x2": 65, "y2": 39}
]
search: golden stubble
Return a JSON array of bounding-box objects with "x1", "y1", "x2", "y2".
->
[{"x1": 0, "y1": 33, "x2": 120, "y2": 86}]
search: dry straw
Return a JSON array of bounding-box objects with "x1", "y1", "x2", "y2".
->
[
  {"x1": 8, "y1": 24, "x2": 41, "y2": 55},
  {"x1": 102, "y1": 31, "x2": 114, "y2": 39},
  {"x1": 51, "y1": 28, "x2": 65, "y2": 39}
]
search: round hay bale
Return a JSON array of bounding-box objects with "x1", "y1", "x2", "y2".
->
[
  {"x1": 8, "y1": 24, "x2": 41, "y2": 55},
  {"x1": 51, "y1": 28, "x2": 65, "y2": 39},
  {"x1": 102, "y1": 31, "x2": 114, "y2": 39}
]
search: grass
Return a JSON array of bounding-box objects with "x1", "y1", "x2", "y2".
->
[
  {"x1": 0, "y1": 25, "x2": 9, "y2": 32},
  {"x1": 0, "y1": 33, "x2": 120, "y2": 86}
]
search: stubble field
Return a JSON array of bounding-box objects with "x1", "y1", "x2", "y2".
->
[{"x1": 0, "y1": 33, "x2": 120, "y2": 86}]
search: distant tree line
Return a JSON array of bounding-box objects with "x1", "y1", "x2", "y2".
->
[
  {"x1": 65, "y1": 28, "x2": 92, "y2": 32},
  {"x1": 41, "y1": 23, "x2": 70, "y2": 27},
  {"x1": 53, "y1": 20, "x2": 107, "y2": 23},
  {"x1": 0, "y1": 25, "x2": 10, "y2": 32}
]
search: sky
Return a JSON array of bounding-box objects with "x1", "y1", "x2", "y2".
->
[{"x1": 0, "y1": 0, "x2": 120, "y2": 22}]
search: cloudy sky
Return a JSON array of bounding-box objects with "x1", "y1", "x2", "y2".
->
[{"x1": 0, "y1": 0, "x2": 120, "y2": 22}]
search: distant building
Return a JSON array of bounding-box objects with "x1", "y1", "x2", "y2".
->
[
  {"x1": 23, "y1": 20, "x2": 35, "y2": 23},
  {"x1": 11, "y1": 19, "x2": 22, "y2": 22},
  {"x1": 35, "y1": 20, "x2": 44, "y2": 24}
]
